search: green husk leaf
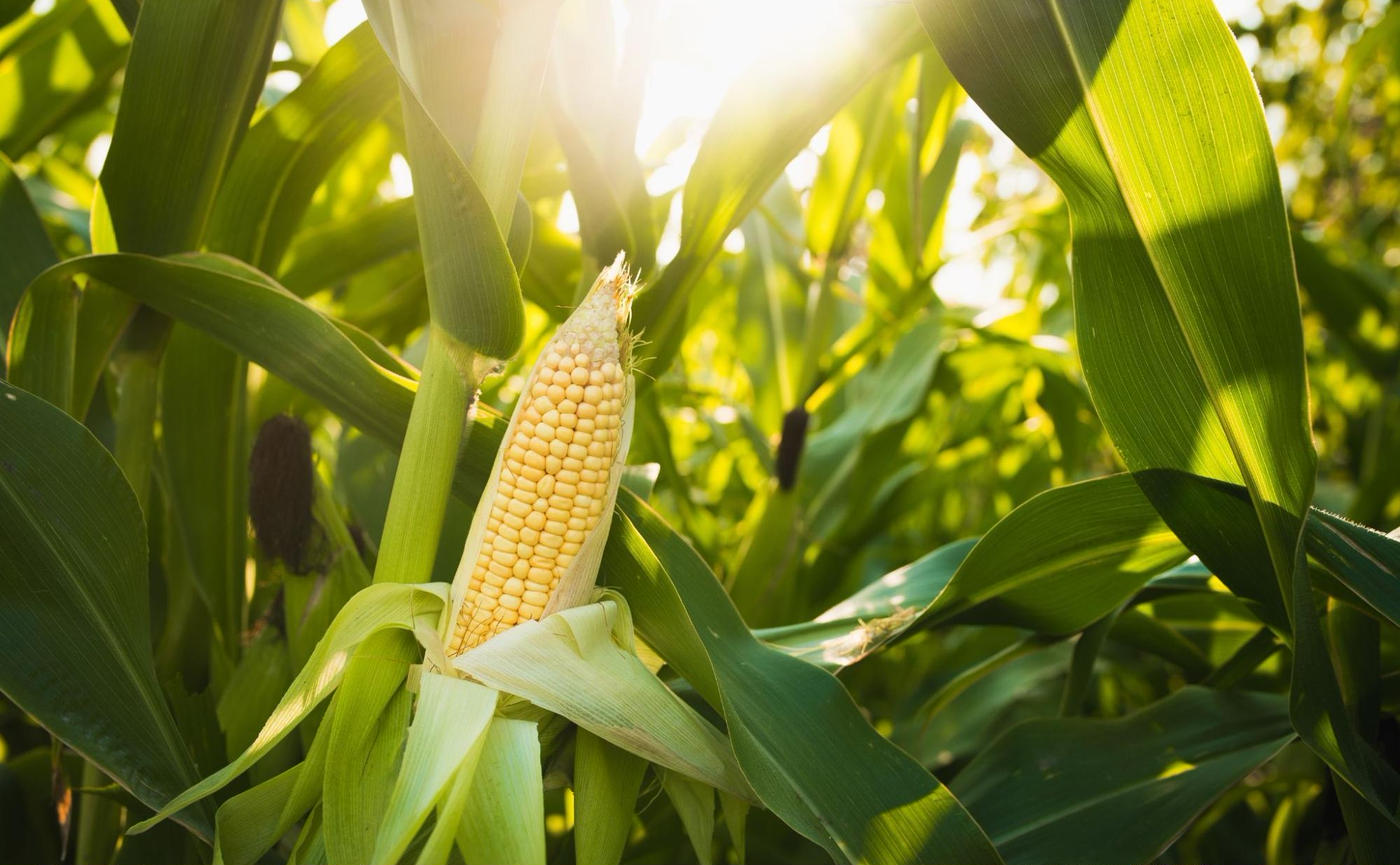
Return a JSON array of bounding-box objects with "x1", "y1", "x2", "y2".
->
[
  {"x1": 130, "y1": 583, "x2": 448, "y2": 833},
  {"x1": 452, "y1": 598, "x2": 749, "y2": 798},
  {"x1": 573, "y1": 730, "x2": 647, "y2": 865},
  {"x1": 661, "y1": 770, "x2": 716, "y2": 865},
  {"x1": 456, "y1": 718, "x2": 547, "y2": 865},
  {"x1": 371, "y1": 671, "x2": 496, "y2": 865}
]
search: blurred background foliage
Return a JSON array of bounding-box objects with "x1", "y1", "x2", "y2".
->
[{"x1": 0, "y1": 0, "x2": 1397, "y2": 862}]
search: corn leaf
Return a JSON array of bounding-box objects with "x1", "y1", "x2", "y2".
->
[
  {"x1": 0, "y1": 380, "x2": 211, "y2": 836},
  {"x1": 6, "y1": 272, "x2": 77, "y2": 411},
  {"x1": 661, "y1": 770, "x2": 716, "y2": 865},
  {"x1": 634, "y1": 4, "x2": 926, "y2": 375},
  {"x1": 573, "y1": 729, "x2": 647, "y2": 865},
  {"x1": 918, "y1": 0, "x2": 1316, "y2": 602},
  {"x1": 372, "y1": 672, "x2": 496, "y2": 865},
  {"x1": 366, "y1": 0, "x2": 527, "y2": 358},
  {"x1": 323, "y1": 637, "x2": 416, "y2": 864},
  {"x1": 27, "y1": 252, "x2": 506, "y2": 490},
  {"x1": 951, "y1": 687, "x2": 1293, "y2": 865},
  {"x1": 159, "y1": 326, "x2": 247, "y2": 655},
  {"x1": 99, "y1": 0, "x2": 281, "y2": 254},
  {"x1": 916, "y1": 474, "x2": 1188, "y2": 632},
  {"x1": 0, "y1": 0, "x2": 128, "y2": 158},
  {"x1": 452, "y1": 599, "x2": 749, "y2": 798},
  {"x1": 456, "y1": 718, "x2": 547, "y2": 865},
  {"x1": 129, "y1": 582, "x2": 448, "y2": 832},
  {"x1": 206, "y1": 22, "x2": 398, "y2": 271},
  {"x1": 211, "y1": 763, "x2": 304, "y2": 865},
  {"x1": 608, "y1": 493, "x2": 1002, "y2": 865},
  {"x1": 1305, "y1": 510, "x2": 1400, "y2": 629},
  {"x1": 761, "y1": 475, "x2": 1188, "y2": 668},
  {"x1": 0, "y1": 154, "x2": 57, "y2": 373},
  {"x1": 216, "y1": 628, "x2": 297, "y2": 785}
]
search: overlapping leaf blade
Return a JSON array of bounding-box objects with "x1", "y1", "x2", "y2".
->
[{"x1": 0, "y1": 380, "x2": 210, "y2": 836}]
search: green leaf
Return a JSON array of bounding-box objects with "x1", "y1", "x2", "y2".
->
[
  {"x1": 216, "y1": 628, "x2": 297, "y2": 785},
  {"x1": 6, "y1": 272, "x2": 77, "y2": 411},
  {"x1": 634, "y1": 4, "x2": 926, "y2": 375},
  {"x1": 661, "y1": 770, "x2": 716, "y2": 865},
  {"x1": 573, "y1": 730, "x2": 647, "y2": 865},
  {"x1": 608, "y1": 493, "x2": 1002, "y2": 865},
  {"x1": 278, "y1": 198, "x2": 419, "y2": 297},
  {"x1": 0, "y1": 379, "x2": 210, "y2": 836},
  {"x1": 952, "y1": 687, "x2": 1293, "y2": 865},
  {"x1": 159, "y1": 326, "x2": 247, "y2": 653},
  {"x1": 30, "y1": 252, "x2": 506, "y2": 494},
  {"x1": 372, "y1": 671, "x2": 495, "y2": 865},
  {"x1": 100, "y1": 0, "x2": 282, "y2": 253},
  {"x1": 1305, "y1": 509, "x2": 1400, "y2": 629},
  {"x1": 456, "y1": 718, "x2": 547, "y2": 865},
  {"x1": 916, "y1": 0, "x2": 1314, "y2": 609},
  {"x1": 323, "y1": 633, "x2": 416, "y2": 864},
  {"x1": 917, "y1": 474, "x2": 1188, "y2": 633},
  {"x1": 763, "y1": 475, "x2": 1188, "y2": 668},
  {"x1": 206, "y1": 22, "x2": 398, "y2": 270},
  {"x1": 398, "y1": 86, "x2": 524, "y2": 358},
  {"x1": 366, "y1": 0, "x2": 528, "y2": 357},
  {"x1": 211, "y1": 763, "x2": 304, "y2": 865},
  {"x1": 452, "y1": 598, "x2": 749, "y2": 798},
  {"x1": 0, "y1": 154, "x2": 58, "y2": 372},
  {"x1": 130, "y1": 582, "x2": 448, "y2": 833},
  {"x1": 0, "y1": 0, "x2": 128, "y2": 158}
]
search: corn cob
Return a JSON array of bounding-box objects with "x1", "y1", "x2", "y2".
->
[{"x1": 446, "y1": 257, "x2": 636, "y2": 656}]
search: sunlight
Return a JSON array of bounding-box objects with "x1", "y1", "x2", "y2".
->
[{"x1": 635, "y1": 0, "x2": 847, "y2": 153}]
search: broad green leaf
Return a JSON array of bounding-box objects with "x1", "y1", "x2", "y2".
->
[
  {"x1": 398, "y1": 88, "x2": 524, "y2": 357},
  {"x1": 0, "y1": 380, "x2": 210, "y2": 836},
  {"x1": 763, "y1": 475, "x2": 1188, "y2": 668},
  {"x1": 206, "y1": 22, "x2": 398, "y2": 271},
  {"x1": 608, "y1": 493, "x2": 1002, "y2": 865},
  {"x1": 130, "y1": 582, "x2": 448, "y2": 832},
  {"x1": 323, "y1": 633, "x2": 417, "y2": 864},
  {"x1": 278, "y1": 198, "x2": 418, "y2": 297},
  {"x1": 30, "y1": 250, "x2": 512, "y2": 556},
  {"x1": 160, "y1": 326, "x2": 246, "y2": 652},
  {"x1": 372, "y1": 671, "x2": 495, "y2": 865},
  {"x1": 1127, "y1": 470, "x2": 1400, "y2": 825},
  {"x1": 662, "y1": 770, "x2": 716, "y2": 865},
  {"x1": 216, "y1": 628, "x2": 297, "y2": 785},
  {"x1": 574, "y1": 730, "x2": 648, "y2": 865},
  {"x1": 457, "y1": 718, "x2": 547, "y2": 865},
  {"x1": 100, "y1": 0, "x2": 281, "y2": 253},
  {"x1": 916, "y1": 474, "x2": 1188, "y2": 633},
  {"x1": 1306, "y1": 509, "x2": 1400, "y2": 629},
  {"x1": 0, "y1": 154, "x2": 57, "y2": 371},
  {"x1": 366, "y1": 0, "x2": 529, "y2": 357},
  {"x1": 634, "y1": 4, "x2": 926, "y2": 375},
  {"x1": 0, "y1": 0, "x2": 128, "y2": 158},
  {"x1": 755, "y1": 539, "x2": 977, "y2": 670},
  {"x1": 951, "y1": 687, "x2": 1293, "y2": 865},
  {"x1": 7, "y1": 272, "x2": 77, "y2": 411},
  {"x1": 915, "y1": 0, "x2": 1314, "y2": 609},
  {"x1": 31, "y1": 252, "x2": 504, "y2": 486},
  {"x1": 452, "y1": 598, "x2": 749, "y2": 798},
  {"x1": 211, "y1": 763, "x2": 304, "y2": 865}
]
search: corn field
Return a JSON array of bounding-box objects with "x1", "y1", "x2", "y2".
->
[{"x1": 2, "y1": 0, "x2": 1399, "y2": 863}]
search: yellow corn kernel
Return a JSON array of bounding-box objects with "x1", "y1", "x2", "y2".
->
[{"x1": 446, "y1": 258, "x2": 634, "y2": 656}]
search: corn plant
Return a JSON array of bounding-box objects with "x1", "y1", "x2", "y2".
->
[{"x1": 2, "y1": 0, "x2": 1399, "y2": 864}]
